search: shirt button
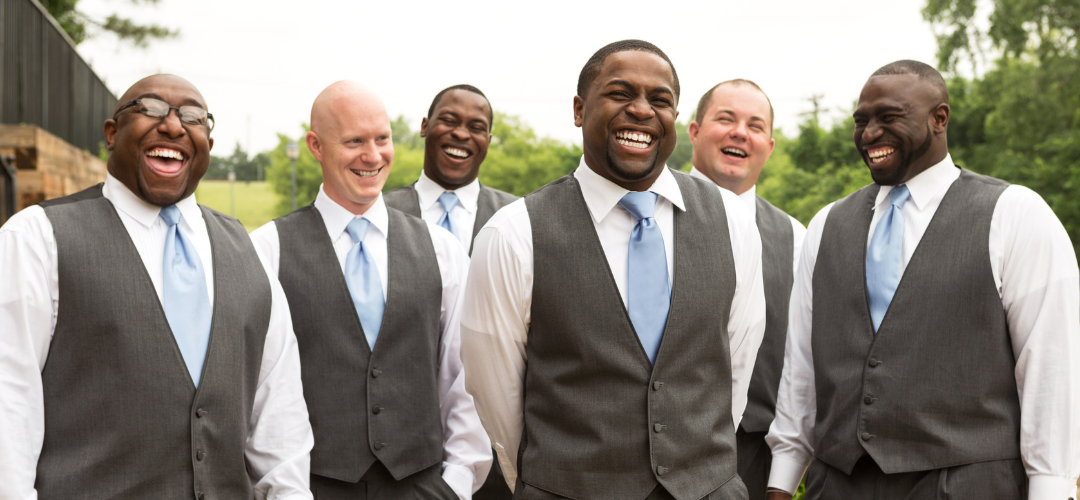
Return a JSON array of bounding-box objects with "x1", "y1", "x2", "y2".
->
[
  {"x1": 196, "y1": 450, "x2": 205, "y2": 461},
  {"x1": 195, "y1": 408, "x2": 206, "y2": 418},
  {"x1": 868, "y1": 358, "x2": 881, "y2": 367},
  {"x1": 861, "y1": 432, "x2": 872, "y2": 441},
  {"x1": 652, "y1": 381, "x2": 663, "y2": 391},
  {"x1": 864, "y1": 396, "x2": 874, "y2": 405},
  {"x1": 372, "y1": 405, "x2": 382, "y2": 414},
  {"x1": 372, "y1": 369, "x2": 381, "y2": 378}
]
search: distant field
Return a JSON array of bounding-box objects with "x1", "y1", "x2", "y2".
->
[{"x1": 194, "y1": 180, "x2": 280, "y2": 232}]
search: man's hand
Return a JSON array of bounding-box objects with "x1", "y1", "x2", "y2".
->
[{"x1": 766, "y1": 490, "x2": 793, "y2": 500}]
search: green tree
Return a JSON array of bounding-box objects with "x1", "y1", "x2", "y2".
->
[
  {"x1": 263, "y1": 129, "x2": 322, "y2": 217},
  {"x1": 206, "y1": 143, "x2": 269, "y2": 182},
  {"x1": 41, "y1": 0, "x2": 177, "y2": 46},
  {"x1": 668, "y1": 118, "x2": 695, "y2": 172}
]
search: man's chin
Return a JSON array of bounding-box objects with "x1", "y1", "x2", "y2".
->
[{"x1": 606, "y1": 152, "x2": 661, "y2": 184}]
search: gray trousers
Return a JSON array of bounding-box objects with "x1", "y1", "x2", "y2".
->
[
  {"x1": 804, "y1": 455, "x2": 1027, "y2": 500},
  {"x1": 513, "y1": 475, "x2": 748, "y2": 500},
  {"x1": 474, "y1": 447, "x2": 513, "y2": 500},
  {"x1": 735, "y1": 427, "x2": 771, "y2": 500},
  {"x1": 311, "y1": 462, "x2": 457, "y2": 500}
]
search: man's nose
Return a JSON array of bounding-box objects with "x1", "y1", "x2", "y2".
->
[
  {"x1": 626, "y1": 95, "x2": 656, "y2": 121},
  {"x1": 157, "y1": 109, "x2": 186, "y2": 138}
]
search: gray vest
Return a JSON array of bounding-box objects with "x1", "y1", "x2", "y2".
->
[
  {"x1": 740, "y1": 196, "x2": 796, "y2": 433},
  {"x1": 275, "y1": 205, "x2": 444, "y2": 483},
  {"x1": 521, "y1": 171, "x2": 741, "y2": 500},
  {"x1": 383, "y1": 181, "x2": 517, "y2": 253},
  {"x1": 37, "y1": 184, "x2": 271, "y2": 500},
  {"x1": 811, "y1": 169, "x2": 1019, "y2": 475}
]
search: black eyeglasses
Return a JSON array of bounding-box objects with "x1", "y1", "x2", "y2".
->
[{"x1": 113, "y1": 97, "x2": 215, "y2": 131}]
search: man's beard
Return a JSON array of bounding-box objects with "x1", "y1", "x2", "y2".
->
[
  {"x1": 605, "y1": 145, "x2": 662, "y2": 184},
  {"x1": 871, "y1": 124, "x2": 933, "y2": 185}
]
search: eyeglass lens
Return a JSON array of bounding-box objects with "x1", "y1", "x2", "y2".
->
[{"x1": 139, "y1": 98, "x2": 212, "y2": 127}]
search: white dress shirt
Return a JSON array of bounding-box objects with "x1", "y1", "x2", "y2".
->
[
  {"x1": 766, "y1": 155, "x2": 1080, "y2": 498},
  {"x1": 690, "y1": 167, "x2": 807, "y2": 275},
  {"x1": 249, "y1": 186, "x2": 492, "y2": 500},
  {"x1": 460, "y1": 159, "x2": 768, "y2": 489},
  {"x1": 0, "y1": 174, "x2": 315, "y2": 500},
  {"x1": 415, "y1": 171, "x2": 482, "y2": 253}
]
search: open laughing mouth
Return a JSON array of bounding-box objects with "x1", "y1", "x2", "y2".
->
[
  {"x1": 614, "y1": 130, "x2": 654, "y2": 150},
  {"x1": 867, "y1": 146, "x2": 896, "y2": 165},
  {"x1": 443, "y1": 146, "x2": 472, "y2": 160},
  {"x1": 350, "y1": 167, "x2": 382, "y2": 178},
  {"x1": 146, "y1": 147, "x2": 186, "y2": 177},
  {"x1": 722, "y1": 147, "x2": 747, "y2": 158}
]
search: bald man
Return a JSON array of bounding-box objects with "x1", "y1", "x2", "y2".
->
[
  {"x1": 0, "y1": 74, "x2": 314, "y2": 499},
  {"x1": 250, "y1": 81, "x2": 491, "y2": 500}
]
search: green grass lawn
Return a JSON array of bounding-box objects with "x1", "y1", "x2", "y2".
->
[{"x1": 194, "y1": 180, "x2": 281, "y2": 232}]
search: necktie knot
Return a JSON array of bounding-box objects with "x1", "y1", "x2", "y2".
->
[
  {"x1": 439, "y1": 192, "x2": 460, "y2": 214},
  {"x1": 619, "y1": 191, "x2": 658, "y2": 221},
  {"x1": 159, "y1": 205, "x2": 181, "y2": 227},
  {"x1": 889, "y1": 184, "x2": 911, "y2": 208},
  {"x1": 346, "y1": 218, "x2": 370, "y2": 244}
]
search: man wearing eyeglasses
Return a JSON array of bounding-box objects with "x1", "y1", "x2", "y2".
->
[{"x1": 0, "y1": 74, "x2": 315, "y2": 499}]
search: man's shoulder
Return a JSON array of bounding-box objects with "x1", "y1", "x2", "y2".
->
[
  {"x1": 479, "y1": 183, "x2": 519, "y2": 206},
  {"x1": 38, "y1": 183, "x2": 105, "y2": 210}
]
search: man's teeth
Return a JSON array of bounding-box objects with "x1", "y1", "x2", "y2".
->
[
  {"x1": 147, "y1": 148, "x2": 184, "y2": 161},
  {"x1": 722, "y1": 147, "x2": 747, "y2": 158},
  {"x1": 444, "y1": 147, "x2": 470, "y2": 158},
  {"x1": 351, "y1": 168, "x2": 380, "y2": 178},
  {"x1": 868, "y1": 147, "x2": 895, "y2": 164},
  {"x1": 615, "y1": 130, "x2": 653, "y2": 148}
]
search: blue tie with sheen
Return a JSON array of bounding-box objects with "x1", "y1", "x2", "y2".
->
[
  {"x1": 866, "y1": 184, "x2": 911, "y2": 332},
  {"x1": 345, "y1": 218, "x2": 385, "y2": 349},
  {"x1": 437, "y1": 192, "x2": 460, "y2": 239},
  {"x1": 619, "y1": 191, "x2": 671, "y2": 364},
  {"x1": 159, "y1": 205, "x2": 213, "y2": 387}
]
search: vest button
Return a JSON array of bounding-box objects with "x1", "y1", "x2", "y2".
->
[
  {"x1": 196, "y1": 450, "x2": 204, "y2": 461},
  {"x1": 374, "y1": 441, "x2": 385, "y2": 450},
  {"x1": 195, "y1": 408, "x2": 206, "y2": 418},
  {"x1": 868, "y1": 358, "x2": 880, "y2": 367},
  {"x1": 652, "y1": 381, "x2": 663, "y2": 391},
  {"x1": 372, "y1": 405, "x2": 382, "y2": 414},
  {"x1": 656, "y1": 465, "x2": 669, "y2": 476},
  {"x1": 372, "y1": 369, "x2": 381, "y2": 378},
  {"x1": 861, "y1": 432, "x2": 872, "y2": 441},
  {"x1": 198, "y1": 494, "x2": 205, "y2": 500},
  {"x1": 864, "y1": 396, "x2": 874, "y2": 405},
  {"x1": 653, "y1": 423, "x2": 665, "y2": 433}
]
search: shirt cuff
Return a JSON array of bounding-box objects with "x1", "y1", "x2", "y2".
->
[
  {"x1": 442, "y1": 462, "x2": 475, "y2": 500},
  {"x1": 1027, "y1": 474, "x2": 1079, "y2": 499},
  {"x1": 767, "y1": 455, "x2": 810, "y2": 495}
]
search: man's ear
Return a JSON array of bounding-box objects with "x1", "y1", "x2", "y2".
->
[
  {"x1": 687, "y1": 120, "x2": 700, "y2": 146},
  {"x1": 931, "y1": 103, "x2": 950, "y2": 134},
  {"x1": 419, "y1": 117, "x2": 429, "y2": 138},
  {"x1": 306, "y1": 131, "x2": 322, "y2": 162},
  {"x1": 103, "y1": 119, "x2": 117, "y2": 151},
  {"x1": 573, "y1": 95, "x2": 585, "y2": 128}
]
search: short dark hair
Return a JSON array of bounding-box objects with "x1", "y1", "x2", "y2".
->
[
  {"x1": 694, "y1": 79, "x2": 774, "y2": 134},
  {"x1": 427, "y1": 84, "x2": 493, "y2": 130},
  {"x1": 576, "y1": 39, "x2": 680, "y2": 100},
  {"x1": 870, "y1": 60, "x2": 949, "y2": 104}
]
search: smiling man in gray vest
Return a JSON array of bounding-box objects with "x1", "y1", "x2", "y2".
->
[
  {"x1": 461, "y1": 39, "x2": 767, "y2": 500},
  {"x1": 687, "y1": 79, "x2": 806, "y2": 500},
  {"x1": 383, "y1": 84, "x2": 517, "y2": 256},
  {"x1": 250, "y1": 81, "x2": 491, "y2": 500},
  {"x1": 765, "y1": 60, "x2": 1080, "y2": 500},
  {"x1": 0, "y1": 74, "x2": 314, "y2": 499}
]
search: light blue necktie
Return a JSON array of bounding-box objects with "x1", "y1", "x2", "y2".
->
[
  {"x1": 866, "y1": 185, "x2": 911, "y2": 332},
  {"x1": 619, "y1": 191, "x2": 671, "y2": 364},
  {"x1": 160, "y1": 205, "x2": 213, "y2": 387},
  {"x1": 437, "y1": 192, "x2": 460, "y2": 239},
  {"x1": 344, "y1": 218, "x2": 385, "y2": 349}
]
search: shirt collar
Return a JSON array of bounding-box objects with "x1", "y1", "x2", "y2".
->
[
  {"x1": 689, "y1": 165, "x2": 758, "y2": 217},
  {"x1": 874, "y1": 154, "x2": 960, "y2": 211},
  {"x1": 415, "y1": 170, "x2": 479, "y2": 214},
  {"x1": 574, "y1": 156, "x2": 685, "y2": 224},
  {"x1": 314, "y1": 184, "x2": 389, "y2": 241},
  {"x1": 102, "y1": 173, "x2": 200, "y2": 229}
]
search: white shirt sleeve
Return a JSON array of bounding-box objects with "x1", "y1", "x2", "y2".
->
[
  {"x1": 460, "y1": 199, "x2": 532, "y2": 492},
  {"x1": 717, "y1": 189, "x2": 768, "y2": 429},
  {"x1": 427, "y1": 223, "x2": 494, "y2": 500},
  {"x1": 766, "y1": 203, "x2": 834, "y2": 495},
  {"x1": 993, "y1": 186, "x2": 1080, "y2": 498},
  {"x1": 0, "y1": 206, "x2": 55, "y2": 499},
  {"x1": 247, "y1": 243, "x2": 316, "y2": 500}
]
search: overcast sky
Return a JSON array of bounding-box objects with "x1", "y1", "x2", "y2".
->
[{"x1": 74, "y1": 0, "x2": 942, "y2": 155}]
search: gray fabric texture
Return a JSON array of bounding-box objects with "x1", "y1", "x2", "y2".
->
[
  {"x1": 735, "y1": 429, "x2": 771, "y2": 500},
  {"x1": 276, "y1": 205, "x2": 444, "y2": 483},
  {"x1": 383, "y1": 182, "x2": 518, "y2": 254},
  {"x1": 37, "y1": 184, "x2": 271, "y2": 499},
  {"x1": 803, "y1": 456, "x2": 1026, "y2": 500},
  {"x1": 519, "y1": 170, "x2": 744, "y2": 500},
  {"x1": 739, "y1": 196, "x2": 795, "y2": 433},
  {"x1": 811, "y1": 169, "x2": 1019, "y2": 475},
  {"x1": 310, "y1": 462, "x2": 457, "y2": 500}
]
